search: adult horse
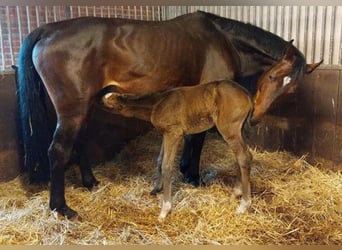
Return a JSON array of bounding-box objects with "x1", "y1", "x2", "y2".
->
[{"x1": 17, "y1": 11, "x2": 321, "y2": 218}]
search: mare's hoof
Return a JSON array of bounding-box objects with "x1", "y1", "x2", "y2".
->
[
  {"x1": 55, "y1": 204, "x2": 79, "y2": 220},
  {"x1": 83, "y1": 178, "x2": 100, "y2": 190},
  {"x1": 179, "y1": 163, "x2": 189, "y2": 176},
  {"x1": 183, "y1": 174, "x2": 200, "y2": 187}
]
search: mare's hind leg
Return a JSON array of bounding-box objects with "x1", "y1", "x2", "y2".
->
[
  {"x1": 49, "y1": 114, "x2": 86, "y2": 219},
  {"x1": 217, "y1": 124, "x2": 252, "y2": 214}
]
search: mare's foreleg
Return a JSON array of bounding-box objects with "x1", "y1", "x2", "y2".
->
[
  {"x1": 158, "y1": 133, "x2": 182, "y2": 221},
  {"x1": 150, "y1": 142, "x2": 164, "y2": 195},
  {"x1": 49, "y1": 115, "x2": 85, "y2": 219},
  {"x1": 179, "y1": 132, "x2": 206, "y2": 187}
]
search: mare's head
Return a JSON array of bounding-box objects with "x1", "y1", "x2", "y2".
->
[{"x1": 251, "y1": 40, "x2": 322, "y2": 124}]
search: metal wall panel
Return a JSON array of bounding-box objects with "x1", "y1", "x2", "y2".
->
[
  {"x1": 166, "y1": 6, "x2": 342, "y2": 66},
  {"x1": 0, "y1": 6, "x2": 163, "y2": 71}
]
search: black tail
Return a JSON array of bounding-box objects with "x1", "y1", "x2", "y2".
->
[{"x1": 17, "y1": 27, "x2": 51, "y2": 184}]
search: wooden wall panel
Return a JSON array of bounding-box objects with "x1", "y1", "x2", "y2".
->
[
  {"x1": 0, "y1": 74, "x2": 20, "y2": 181},
  {"x1": 312, "y1": 70, "x2": 339, "y2": 161},
  {"x1": 294, "y1": 76, "x2": 316, "y2": 158},
  {"x1": 333, "y1": 71, "x2": 342, "y2": 162},
  {"x1": 249, "y1": 68, "x2": 342, "y2": 164}
]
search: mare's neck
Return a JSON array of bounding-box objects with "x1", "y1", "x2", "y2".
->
[{"x1": 201, "y1": 11, "x2": 290, "y2": 76}]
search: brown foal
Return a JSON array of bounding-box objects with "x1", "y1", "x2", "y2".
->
[{"x1": 101, "y1": 80, "x2": 253, "y2": 221}]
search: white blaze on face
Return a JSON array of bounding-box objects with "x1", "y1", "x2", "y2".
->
[{"x1": 283, "y1": 76, "x2": 292, "y2": 86}]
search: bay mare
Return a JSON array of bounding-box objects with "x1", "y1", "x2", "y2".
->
[
  {"x1": 17, "y1": 11, "x2": 322, "y2": 218},
  {"x1": 101, "y1": 80, "x2": 253, "y2": 220}
]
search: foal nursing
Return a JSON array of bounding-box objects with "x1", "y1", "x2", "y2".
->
[{"x1": 101, "y1": 80, "x2": 253, "y2": 221}]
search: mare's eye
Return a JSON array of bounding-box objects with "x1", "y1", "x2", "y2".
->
[{"x1": 268, "y1": 73, "x2": 276, "y2": 81}]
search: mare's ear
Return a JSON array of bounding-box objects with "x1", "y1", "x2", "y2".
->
[
  {"x1": 306, "y1": 59, "x2": 323, "y2": 74},
  {"x1": 282, "y1": 39, "x2": 296, "y2": 62}
]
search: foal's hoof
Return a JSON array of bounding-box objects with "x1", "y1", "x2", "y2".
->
[
  {"x1": 158, "y1": 215, "x2": 166, "y2": 223},
  {"x1": 236, "y1": 198, "x2": 251, "y2": 214},
  {"x1": 183, "y1": 174, "x2": 200, "y2": 187},
  {"x1": 201, "y1": 169, "x2": 217, "y2": 185},
  {"x1": 150, "y1": 187, "x2": 162, "y2": 196}
]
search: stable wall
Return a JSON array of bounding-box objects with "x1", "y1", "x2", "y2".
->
[
  {"x1": 251, "y1": 66, "x2": 342, "y2": 164},
  {"x1": 0, "y1": 73, "x2": 20, "y2": 182},
  {"x1": 1, "y1": 66, "x2": 341, "y2": 183}
]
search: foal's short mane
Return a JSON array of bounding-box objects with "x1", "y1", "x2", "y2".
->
[{"x1": 198, "y1": 11, "x2": 307, "y2": 81}]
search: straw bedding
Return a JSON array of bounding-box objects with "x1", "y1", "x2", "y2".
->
[{"x1": 0, "y1": 129, "x2": 341, "y2": 245}]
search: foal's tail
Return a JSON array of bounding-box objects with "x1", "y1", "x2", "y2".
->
[{"x1": 17, "y1": 27, "x2": 51, "y2": 184}]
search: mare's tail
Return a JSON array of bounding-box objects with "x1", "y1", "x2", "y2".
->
[{"x1": 17, "y1": 27, "x2": 52, "y2": 184}]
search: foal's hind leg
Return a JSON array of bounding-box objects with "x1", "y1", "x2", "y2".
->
[{"x1": 49, "y1": 114, "x2": 86, "y2": 219}]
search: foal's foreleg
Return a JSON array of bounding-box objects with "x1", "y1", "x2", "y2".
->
[
  {"x1": 230, "y1": 138, "x2": 252, "y2": 213},
  {"x1": 49, "y1": 116, "x2": 85, "y2": 219},
  {"x1": 219, "y1": 126, "x2": 252, "y2": 214},
  {"x1": 158, "y1": 133, "x2": 182, "y2": 221}
]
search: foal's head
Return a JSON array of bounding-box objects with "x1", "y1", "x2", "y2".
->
[
  {"x1": 251, "y1": 40, "x2": 322, "y2": 124},
  {"x1": 102, "y1": 92, "x2": 124, "y2": 112}
]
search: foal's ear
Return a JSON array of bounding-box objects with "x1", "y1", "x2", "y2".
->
[
  {"x1": 306, "y1": 59, "x2": 323, "y2": 74},
  {"x1": 282, "y1": 40, "x2": 296, "y2": 62}
]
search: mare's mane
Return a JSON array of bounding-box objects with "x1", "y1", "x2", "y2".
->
[{"x1": 198, "y1": 11, "x2": 307, "y2": 80}]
